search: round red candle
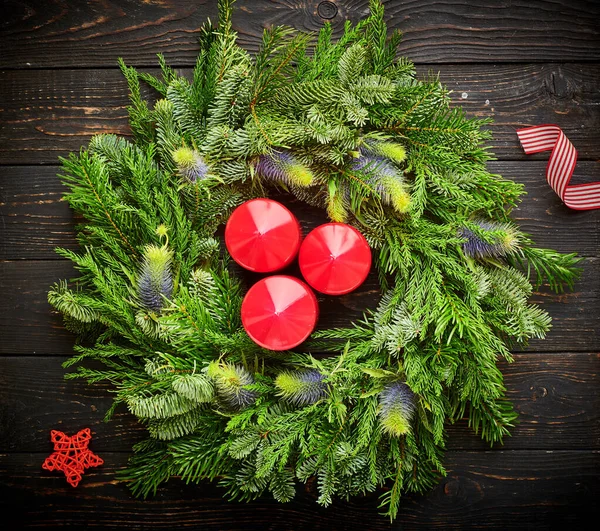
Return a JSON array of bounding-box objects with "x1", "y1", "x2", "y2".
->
[
  {"x1": 241, "y1": 276, "x2": 318, "y2": 351},
  {"x1": 225, "y1": 199, "x2": 301, "y2": 273},
  {"x1": 299, "y1": 223, "x2": 372, "y2": 295}
]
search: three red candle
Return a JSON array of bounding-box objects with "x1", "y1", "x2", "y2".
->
[
  {"x1": 299, "y1": 223, "x2": 372, "y2": 296},
  {"x1": 241, "y1": 276, "x2": 318, "y2": 351},
  {"x1": 225, "y1": 198, "x2": 301, "y2": 273},
  {"x1": 226, "y1": 199, "x2": 371, "y2": 351}
]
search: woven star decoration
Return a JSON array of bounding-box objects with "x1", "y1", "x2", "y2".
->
[{"x1": 42, "y1": 428, "x2": 103, "y2": 487}]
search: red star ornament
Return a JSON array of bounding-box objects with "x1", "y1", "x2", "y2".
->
[{"x1": 42, "y1": 428, "x2": 103, "y2": 487}]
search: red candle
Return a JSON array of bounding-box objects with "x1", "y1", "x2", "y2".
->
[
  {"x1": 299, "y1": 223, "x2": 372, "y2": 295},
  {"x1": 225, "y1": 199, "x2": 301, "y2": 273},
  {"x1": 241, "y1": 276, "x2": 318, "y2": 351}
]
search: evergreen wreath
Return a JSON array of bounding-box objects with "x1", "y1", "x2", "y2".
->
[{"x1": 48, "y1": 0, "x2": 580, "y2": 519}]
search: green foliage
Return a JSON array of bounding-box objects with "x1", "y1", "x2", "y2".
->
[{"x1": 49, "y1": 0, "x2": 581, "y2": 522}]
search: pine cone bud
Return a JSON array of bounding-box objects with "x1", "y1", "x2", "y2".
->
[
  {"x1": 256, "y1": 150, "x2": 314, "y2": 187},
  {"x1": 460, "y1": 220, "x2": 519, "y2": 259},
  {"x1": 378, "y1": 381, "x2": 415, "y2": 437},
  {"x1": 364, "y1": 139, "x2": 407, "y2": 164},
  {"x1": 137, "y1": 244, "x2": 174, "y2": 312},
  {"x1": 208, "y1": 362, "x2": 258, "y2": 411},
  {"x1": 173, "y1": 146, "x2": 210, "y2": 182},
  {"x1": 351, "y1": 154, "x2": 411, "y2": 213},
  {"x1": 275, "y1": 370, "x2": 328, "y2": 406}
]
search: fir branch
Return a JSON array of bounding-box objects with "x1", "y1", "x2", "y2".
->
[{"x1": 61, "y1": 152, "x2": 139, "y2": 258}]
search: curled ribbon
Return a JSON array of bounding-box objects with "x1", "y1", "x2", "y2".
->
[{"x1": 517, "y1": 124, "x2": 600, "y2": 211}]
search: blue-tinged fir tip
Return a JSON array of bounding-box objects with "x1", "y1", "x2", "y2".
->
[
  {"x1": 208, "y1": 362, "x2": 258, "y2": 411},
  {"x1": 275, "y1": 370, "x2": 328, "y2": 406},
  {"x1": 256, "y1": 150, "x2": 313, "y2": 187},
  {"x1": 378, "y1": 381, "x2": 415, "y2": 437},
  {"x1": 362, "y1": 139, "x2": 407, "y2": 164},
  {"x1": 351, "y1": 154, "x2": 411, "y2": 213},
  {"x1": 137, "y1": 244, "x2": 174, "y2": 312},
  {"x1": 173, "y1": 146, "x2": 210, "y2": 182},
  {"x1": 460, "y1": 220, "x2": 519, "y2": 259},
  {"x1": 352, "y1": 154, "x2": 398, "y2": 192}
]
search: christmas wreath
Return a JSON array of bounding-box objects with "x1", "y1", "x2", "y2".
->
[{"x1": 49, "y1": 0, "x2": 579, "y2": 519}]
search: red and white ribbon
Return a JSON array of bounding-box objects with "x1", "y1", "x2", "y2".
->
[{"x1": 517, "y1": 124, "x2": 600, "y2": 211}]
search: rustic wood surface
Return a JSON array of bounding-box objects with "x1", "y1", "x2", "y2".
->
[
  {"x1": 1, "y1": 451, "x2": 598, "y2": 530},
  {"x1": 0, "y1": 1, "x2": 598, "y2": 529},
  {"x1": 2, "y1": 65, "x2": 600, "y2": 164},
  {"x1": 2, "y1": 0, "x2": 599, "y2": 67}
]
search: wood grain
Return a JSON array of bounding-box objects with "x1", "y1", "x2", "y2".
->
[
  {"x1": 1, "y1": 64, "x2": 599, "y2": 164},
  {"x1": 1, "y1": 0, "x2": 599, "y2": 527},
  {"x1": 0, "y1": 260, "x2": 76, "y2": 355},
  {"x1": 1, "y1": 354, "x2": 597, "y2": 453},
  {"x1": 0, "y1": 166, "x2": 76, "y2": 260},
  {"x1": 0, "y1": 450, "x2": 597, "y2": 529},
  {"x1": 418, "y1": 63, "x2": 600, "y2": 163},
  {"x1": 1, "y1": 0, "x2": 599, "y2": 68},
  {"x1": 2, "y1": 162, "x2": 598, "y2": 260},
  {"x1": 526, "y1": 257, "x2": 599, "y2": 351},
  {"x1": 451, "y1": 353, "x2": 600, "y2": 450}
]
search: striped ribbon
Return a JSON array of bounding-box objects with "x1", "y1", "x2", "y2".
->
[{"x1": 516, "y1": 124, "x2": 600, "y2": 210}]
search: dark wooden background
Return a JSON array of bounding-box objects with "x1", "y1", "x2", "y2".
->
[{"x1": 1, "y1": 1, "x2": 599, "y2": 529}]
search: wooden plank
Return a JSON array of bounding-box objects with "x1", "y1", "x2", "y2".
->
[
  {"x1": 1, "y1": 64, "x2": 599, "y2": 164},
  {"x1": 0, "y1": 69, "x2": 135, "y2": 165},
  {"x1": 506, "y1": 161, "x2": 600, "y2": 258},
  {"x1": 0, "y1": 260, "x2": 76, "y2": 355},
  {"x1": 0, "y1": 356, "x2": 144, "y2": 453},
  {"x1": 0, "y1": 354, "x2": 597, "y2": 453},
  {"x1": 0, "y1": 167, "x2": 76, "y2": 260},
  {"x1": 0, "y1": 450, "x2": 597, "y2": 529},
  {"x1": 447, "y1": 353, "x2": 600, "y2": 450},
  {"x1": 0, "y1": 257, "x2": 597, "y2": 355},
  {"x1": 1, "y1": 0, "x2": 599, "y2": 68},
  {"x1": 420, "y1": 63, "x2": 600, "y2": 163},
  {"x1": 1, "y1": 162, "x2": 598, "y2": 260},
  {"x1": 526, "y1": 259, "x2": 599, "y2": 352}
]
